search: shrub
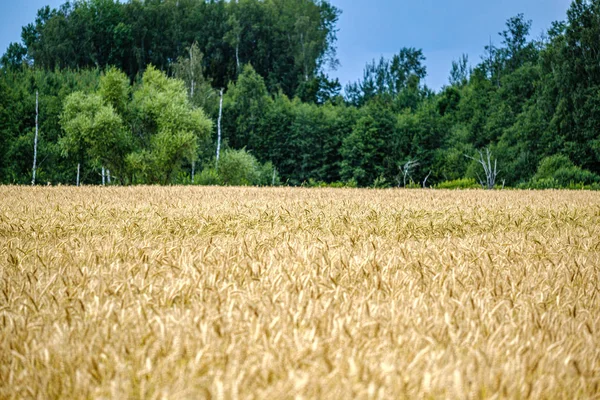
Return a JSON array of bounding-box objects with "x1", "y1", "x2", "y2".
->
[
  {"x1": 435, "y1": 178, "x2": 480, "y2": 189},
  {"x1": 534, "y1": 155, "x2": 572, "y2": 180},
  {"x1": 372, "y1": 175, "x2": 390, "y2": 189},
  {"x1": 527, "y1": 155, "x2": 600, "y2": 188},
  {"x1": 196, "y1": 167, "x2": 221, "y2": 185},
  {"x1": 197, "y1": 149, "x2": 277, "y2": 186},
  {"x1": 217, "y1": 149, "x2": 261, "y2": 186},
  {"x1": 302, "y1": 179, "x2": 358, "y2": 188},
  {"x1": 518, "y1": 178, "x2": 600, "y2": 190},
  {"x1": 553, "y1": 167, "x2": 600, "y2": 186}
]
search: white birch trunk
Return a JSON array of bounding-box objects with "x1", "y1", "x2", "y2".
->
[
  {"x1": 191, "y1": 161, "x2": 195, "y2": 183},
  {"x1": 216, "y1": 88, "x2": 224, "y2": 169},
  {"x1": 107, "y1": 169, "x2": 111, "y2": 184},
  {"x1": 102, "y1": 166, "x2": 106, "y2": 186},
  {"x1": 236, "y1": 42, "x2": 240, "y2": 73},
  {"x1": 32, "y1": 91, "x2": 39, "y2": 186},
  {"x1": 76, "y1": 163, "x2": 80, "y2": 187},
  {"x1": 189, "y1": 45, "x2": 195, "y2": 99}
]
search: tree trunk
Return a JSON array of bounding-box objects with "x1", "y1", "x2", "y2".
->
[
  {"x1": 236, "y1": 42, "x2": 240, "y2": 74},
  {"x1": 76, "y1": 163, "x2": 80, "y2": 187},
  {"x1": 102, "y1": 166, "x2": 106, "y2": 186},
  {"x1": 423, "y1": 171, "x2": 432, "y2": 188},
  {"x1": 32, "y1": 91, "x2": 39, "y2": 186},
  {"x1": 189, "y1": 45, "x2": 195, "y2": 99},
  {"x1": 107, "y1": 170, "x2": 111, "y2": 184},
  {"x1": 216, "y1": 88, "x2": 224, "y2": 169},
  {"x1": 191, "y1": 161, "x2": 195, "y2": 183}
]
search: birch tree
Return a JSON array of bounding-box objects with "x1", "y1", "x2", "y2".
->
[
  {"x1": 172, "y1": 42, "x2": 214, "y2": 110},
  {"x1": 216, "y1": 88, "x2": 224, "y2": 168},
  {"x1": 31, "y1": 91, "x2": 39, "y2": 185},
  {"x1": 225, "y1": 15, "x2": 242, "y2": 75}
]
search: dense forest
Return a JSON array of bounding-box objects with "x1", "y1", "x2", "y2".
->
[{"x1": 1, "y1": 0, "x2": 600, "y2": 188}]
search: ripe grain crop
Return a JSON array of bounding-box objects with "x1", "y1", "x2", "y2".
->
[{"x1": 1, "y1": 186, "x2": 599, "y2": 399}]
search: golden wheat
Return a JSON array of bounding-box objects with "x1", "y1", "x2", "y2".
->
[{"x1": 1, "y1": 186, "x2": 599, "y2": 399}]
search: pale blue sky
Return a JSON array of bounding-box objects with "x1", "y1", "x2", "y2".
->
[{"x1": 1, "y1": 0, "x2": 573, "y2": 91}]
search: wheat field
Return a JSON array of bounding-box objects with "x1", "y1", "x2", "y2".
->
[{"x1": 1, "y1": 186, "x2": 599, "y2": 399}]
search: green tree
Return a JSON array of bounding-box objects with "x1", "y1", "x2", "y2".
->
[
  {"x1": 172, "y1": 42, "x2": 216, "y2": 112},
  {"x1": 0, "y1": 43, "x2": 28, "y2": 70},
  {"x1": 345, "y1": 48, "x2": 428, "y2": 109},
  {"x1": 0, "y1": 67, "x2": 101, "y2": 184},
  {"x1": 128, "y1": 66, "x2": 212, "y2": 184},
  {"x1": 340, "y1": 102, "x2": 398, "y2": 186},
  {"x1": 223, "y1": 64, "x2": 271, "y2": 152},
  {"x1": 16, "y1": 0, "x2": 340, "y2": 98},
  {"x1": 449, "y1": 54, "x2": 470, "y2": 87},
  {"x1": 98, "y1": 66, "x2": 130, "y2": 117},
  {"x1": 60, "y1": 92, "x2": 129, "y2": 183}
]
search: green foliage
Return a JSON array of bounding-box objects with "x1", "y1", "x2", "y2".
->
[
  {"x1": 345, "y1": 48, "x2": 428, "y2": 108},
  {"x1": 127, "y1": 66, "x2": 213, "y2": 184},
  {"x1": 1, "y1": 42, "x2": 28, "y2": 70},
  {"x1": 223, "y1": 65, "x2": 271, "y2": 151},
  {"x1": 17, "y1": 0, "x2": 340, "y2": 97},
  {"x1": 372, "y1": 175, "x2": 391, "y2": 189},
  {"x1": 4, "y1": 4, "x2": 600, "y2": 188},
  {"x1": 527, "y1": 155, "x2": 600, "y2": 188},
  {"x1": 57, "y1": 66, "x2": 212, "y2": 185},
  {"x1": 171, "y1": 42, "x2": 216, "y2": 112},
  {"x1": 405, "y1": 181, "x2": 422, "y2": 189},
  {"x1": 60, "y1": 91, "x2": 129, "y2": 180},
  {"x1": 534, "y1": 155, "x2": 573, "y2": 180},
  {"x1": 518, "y1": 179, "x2": 600, "y2": 191},
  {"x1": 435, "y1": 178, "x2": 480, "y2": 190},
  {"x1": 219, "y1": 150, "x2": 259, "y2": 186},
  {"x1": 0, "y1": 68, "x2": 101, "y2": 184},
  {"x1": 98, "y1": 67, "x2": 130, "y2": 116},
  {"x1": 340, "y1": 102, "x2": 398, "y2": 186},
  {"x1": 196, "y1": 149, "x2": 276, "y2": 187},
  {"x1": 196, "y1": 168, "x2": 221, "y2": 186},
  {"x1": 301, "y1": 179, "x2": 357, "y2": 188}
]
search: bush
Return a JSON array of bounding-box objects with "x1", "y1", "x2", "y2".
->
[
  {"x1": 405, "y1": 181, "x2": 422, "y2": 189},
  {"x1": 553, "y1": 166, "x2": 600, "y2": 186},
  {"x1": 196, "y1": 149, "x2": 278, "y2": 187},
  {"x1": 435, "y1": 178, "x2": 480, "y2": 189},
  {"x1": 534, "y1": 155, "x2": 572, "y2": 180},
  {"x1": 216, "y1": 149, "x2": 259, "y2": 186},
  {"x1": 527, "y1": 155, "x2": 600, "y2": 188},
  {"x1": 302, "y1": 179, "x2": 358, "y2": 188},
  {"x1": 517, "y1": 178, "x2": 559, "y2": 190},
  {"x1": 196, "y1": 167, "x2": 221, "y2": 185},
  {"x1": 257, "y1": 161, "x2": 279, "y2": 186},
  {"x1": 518, "y1": 178, "x2": 600, "y2": 190},
  {"x1": 372, "y1": 175, "x2": 390, "y2": 189}
]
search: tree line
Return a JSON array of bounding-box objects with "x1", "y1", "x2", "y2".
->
[{"x1": 2, "y1": 0, "x2": 600, "y2": 189}]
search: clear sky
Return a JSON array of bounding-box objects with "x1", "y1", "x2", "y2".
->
[{"x1": 1, "y1": 0, "x2": 573, "y2": 92}]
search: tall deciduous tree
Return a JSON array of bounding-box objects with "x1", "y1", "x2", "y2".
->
[
  {"x1": 172, "y1": 42, "x2": 215, "y2": 111},
  {"x1": 59, "y1": 92, "x2": 128, "y2": 183},
  {"x1": 17, "y1": 0, "x2": 340, "y2": 98},
  {"x1": 128, "y1": 66, "x2": 212, "y2": 184}
]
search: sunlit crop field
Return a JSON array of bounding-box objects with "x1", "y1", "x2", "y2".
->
[{"x1": 1, "y1": 187, "x2": 599, "y2": 399}]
